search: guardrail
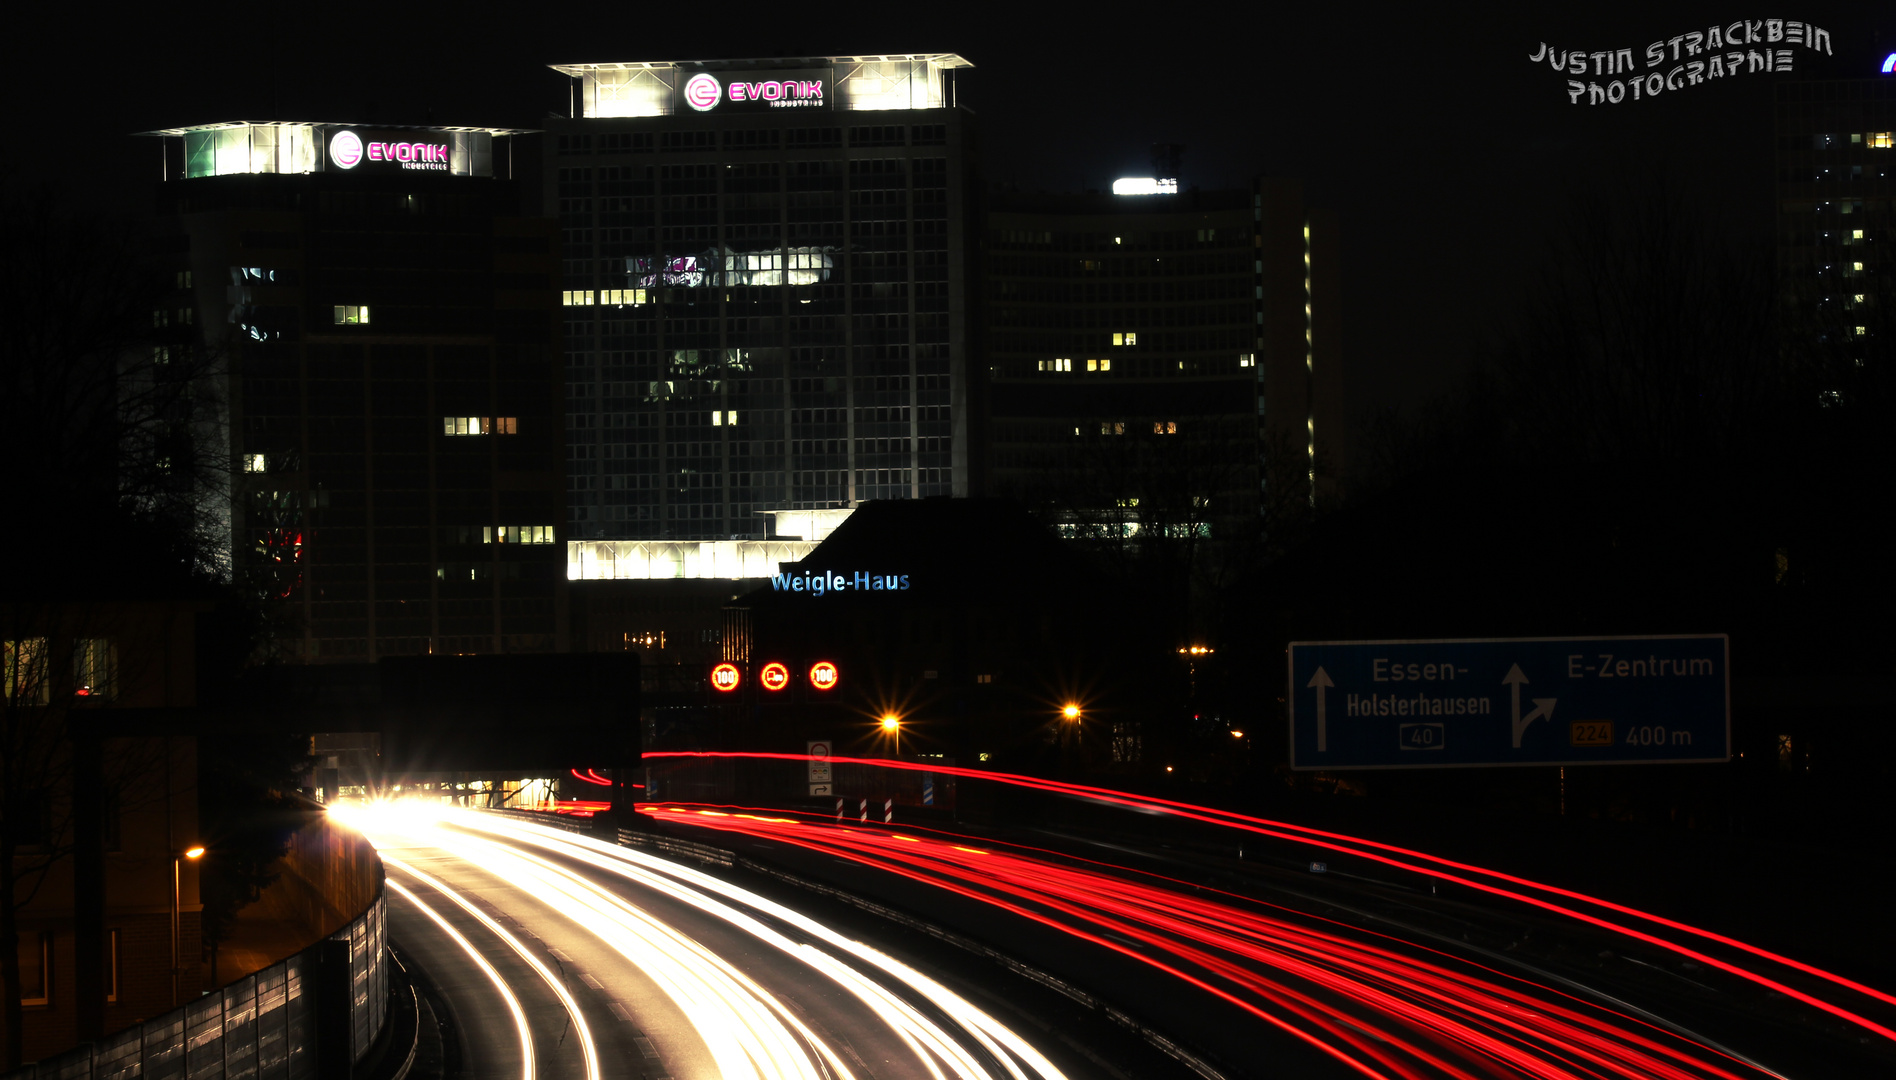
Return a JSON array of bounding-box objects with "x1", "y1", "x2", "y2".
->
[{"x1": 6, "y1": 886, "x2": 389, "y2": 1080}]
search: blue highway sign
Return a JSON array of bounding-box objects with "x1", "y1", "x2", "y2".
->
[{"x1": 1288, "y1": 635, "x2": 1728, "y2": 769}]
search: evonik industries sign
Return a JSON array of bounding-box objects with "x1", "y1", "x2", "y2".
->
[
  {"x1": 328, "y1": 128, "x2": 452, "y2": 172},
  {"x1": 681, "y1": 69, "x2": 829, "y2": 113}
]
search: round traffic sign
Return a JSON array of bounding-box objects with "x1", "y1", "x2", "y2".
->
[{"x1": 759, "y1": 661, "x2": 790, "y2": 692}]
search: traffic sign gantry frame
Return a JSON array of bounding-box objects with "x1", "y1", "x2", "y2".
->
[{"x1": 1288, "y1": 635, "x2": 1730, "y2": 770}]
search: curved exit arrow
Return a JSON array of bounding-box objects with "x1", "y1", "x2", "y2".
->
[{"x1": 1503, "y1": 664, "x2": 1557, "y2": 748}]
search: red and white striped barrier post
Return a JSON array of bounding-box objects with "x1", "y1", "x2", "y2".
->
[
  {"x1": 883, "y1": 798, "x2": 893, "y2": 824},
  {"x1": 858, "y1": 798, "x2": 868, "y2": 823},
  {"x1": 835, "y1": 798, "x2": 844, "y2": 822}
]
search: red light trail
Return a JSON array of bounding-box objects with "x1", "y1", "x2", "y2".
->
[
  {"x1": 641, "y1": 752, "x2": 1894, "y2": 1074},
  {"x1": 647, "y1": 803, "x2": 1772, "y2": 1080}
]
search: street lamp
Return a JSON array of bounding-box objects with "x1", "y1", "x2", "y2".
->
[
  {"x1": 172, "y1": 845, "x2": 204, "y2": 1005},
  {"x1": 1061, "y1": 704, "x2": 1081, "y2": 721},
  {"x1": 880, "y1": 714, "x2": 901, "y2": 757}
]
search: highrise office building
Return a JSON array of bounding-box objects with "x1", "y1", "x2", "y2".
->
[
  {"x1": 140, "y1": 121, "x2": 567, "y2": 660},
  {"x1": 984, "y1": 179, "x2": 1342, "y2": 538},
  {"x1": 543, "y1": 56, "x2": 979, "y2": 577},
  {"x1": 1774, "y1": 52, "x2": 1896, "y2": 373}
]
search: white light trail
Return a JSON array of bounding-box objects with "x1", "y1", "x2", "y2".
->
[
  {"x1": 462, "y1": 813, "x2": 1071, "y2": 1080},
  {"x1": 382, "y1": 856, "x2": 601, "y2": 1080},
  {"x1": 341, "y1": 801, "x2": 1069, "y2": 1080},
  {"x1": 384, "y1": 877, "x2": 535, "y2": 1080}
]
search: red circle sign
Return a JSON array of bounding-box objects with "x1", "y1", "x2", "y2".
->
[
  {"x1": 710, "y1": 662, "x2": 741, "y2": 692},
  {"x1": 809, "y1": 661, "x2": 839, "y2": 691},
  {"x1": 759, "y1": 661, "x2": 790, "y2": 692}
]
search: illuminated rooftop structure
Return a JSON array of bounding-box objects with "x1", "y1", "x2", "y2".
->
[
  {"x1": 1112, "y1": 178, "x2": 1179, "y2": 196},
  {"x1": 136, "y1": 121, "x2": 532, "y2": 180},
  {"x1": 550, "y1": 55, "x2": 972, "y2": 118}
]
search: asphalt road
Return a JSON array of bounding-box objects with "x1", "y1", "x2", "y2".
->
[
  {"x1": 636, "y1": 801, "x2": 1896, "y2": 1080},
  {"x1": 344, "y1": 804, "x2": 1110, "y2": 1080},
  {"x1": 346, "y1": 797, "x2": 1896, "y2": 1079}
]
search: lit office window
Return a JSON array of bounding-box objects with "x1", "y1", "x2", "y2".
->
[
  {"x1": 710, "y1": 410, "x2": 738, "y2": 426},
  {"x1": 4, "y1": 639, "x2": 49, "y2": 704},
  {"x1": 599, "y1": 288, "x2": 648, "y2": 306},
  {"x1": 1038, "y1": 358, "x2": 1073, "y2": 372},
  {"x1": 1238, "y1": 353, "x2": 1256, "y2": 368},
  {"x1": 333, "y1": 305, "x2": 369, "y2": 325},
  {"x1": 1855, "y1": 326, "x2": 1869, "y2": 336},
  {"x1": 485, "y1": 525, "x2": 556, "y2": 544},
  {"x1": 243, "y1": 453, "x2": 266, "y2": 473},
  {"x1": 1153, "y1": 421, "x2": 1177, "y2": 435},
  {"x1": 73, "y1": 639, "x2": 116, "y2": 700},
  {"x1": 1870, "y1": 132, "x2": 1893, "y2": 149},
  {"x1": 443, "y1": 417, "x2": 517, "y2": 435},
  {"x1": 1112, "y1": 332, "x2": 1138, "y2": 346},
  {"x1": 1086, "y1": 359, "x2": 1112, "y2": 372},
  {"x1": 562, "y1": 290, "x2": 596, "y2": 306}
]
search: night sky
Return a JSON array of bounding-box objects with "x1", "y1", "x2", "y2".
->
[{"x1": 6, "y1": 1, "x2": 1884, "y2": 420}]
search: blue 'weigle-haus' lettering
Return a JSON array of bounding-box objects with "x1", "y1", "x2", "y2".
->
[{"x1": 771, "y1": 570, "x2": 911, "y2": 596}]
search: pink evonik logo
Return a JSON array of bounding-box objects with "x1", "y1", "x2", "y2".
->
[
  {"x1": 683, "y1": 73, "x2": 722, "y2": 111},
  {"x1": 329, "y1": 130, "x2": 364, "y2": 168}
]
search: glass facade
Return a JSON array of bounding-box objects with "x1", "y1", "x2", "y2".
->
[
  {"x1": 150, "y1": 139, "x2": 566, "y2": 661},
  {"x1": 547, "y1": 63, "x2": 976, "y2": 542}
]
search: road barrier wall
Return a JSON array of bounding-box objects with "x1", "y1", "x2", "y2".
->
[{"x1": 7, "y1": 868, "x2": 387, "y2": 1080}]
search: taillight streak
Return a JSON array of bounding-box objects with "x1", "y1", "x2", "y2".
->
[
  {"x1": 644, "y1": 751, "x2": 1894, "y2": 1049},
  {"x1": 650, "y1": 806, "x2": 1778, "y2": 1080}
]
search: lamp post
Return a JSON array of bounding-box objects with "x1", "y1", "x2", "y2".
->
[
  {"x1": 172, "y1": 845, "x2": 203, "y2": 1006},
  {"x1": 880, "y1": 714, "x2": 901, "y2": 758}
]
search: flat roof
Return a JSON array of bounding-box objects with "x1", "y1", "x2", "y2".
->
[
  {"x1": 549, "y1": 54, "x2": 972, "y2": 77},
  {"x1": 137, "y1": 120, "x2": 535, "y2": 138}
]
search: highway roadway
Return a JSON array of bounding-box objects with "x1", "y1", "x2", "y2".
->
[
  {"x1": 334, "y1": 802, "x2": 1099, "y2": 1080},
  {"x1": 335, "y1": 783, "x2": 1896, "y2": 1080},
  {"x1": 624, "y1": 753, "x2": 1896, "y2": 1080}
]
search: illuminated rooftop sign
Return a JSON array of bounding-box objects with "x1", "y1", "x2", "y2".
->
[
  {"x1": 329, "y1": 129, "x2": 453, "y2": 172},
  {"x1": 772, "y1": 570, "x2": 910, "y2": 595},
  {"x1": 137, "y1": 121, "x2": 526, "y2": 180},
  {"x1": 1883, "y1": 53, "x2": 1895, "y2": 73},
  {"x1": 1112, "y1": 178, "x2": 1178, "y2": 195},
  {"x1": 682, "y1": 69, "x2": 828, "y2": 112},
  {"x1": 551, "y1": 55, "x2": 971, "y2": 118}
]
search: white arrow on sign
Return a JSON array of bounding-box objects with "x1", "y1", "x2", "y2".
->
[
  {"x1": 1502, "y1": 664, "x2": 1557, "y2": 748},
  {"x1": 1307, "y1": 666, "x2": 1335, "y2": 751}
]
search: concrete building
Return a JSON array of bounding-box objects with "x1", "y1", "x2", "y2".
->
[
  {"x1": 984, "y1": 179, "x2": 1343, "y2": 538},
  {"x1": 137, "y1": 121, "x2": 567, "y2": 660},
  {"x1": 542, "y1": 56, "x2": 981, "y2": 565},
  {"x1": 1774, "y1": 49, "x2": 1896, "y2": 379}
]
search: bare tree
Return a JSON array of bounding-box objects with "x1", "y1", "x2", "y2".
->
[{"x1": 0, "y1": 188, "x2": 229, "y2": 1066}]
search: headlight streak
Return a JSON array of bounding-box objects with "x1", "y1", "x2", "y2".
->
[
  {"x1": 393, "y1": 820, "x2": 833, "y2": 1080},
  {"x1": 384, "y1": 877, "x2": 535, "y2": 1080},
  {"x1": 382, "y1": 856, "x2": 601, "y2": 1080},
  {"x1": 457, "y1": 812, "x2": 1072, "y2": 1080},
  {"x1": 354, "y1": 801, "x2": 1070, "y2": 1080},
  {"x1": 644, "y1": 752, "x2": 1896, "y2": 1050},
  {"x1": 649, "y1": 805, "x2": 1784, "y2": 1080}
]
